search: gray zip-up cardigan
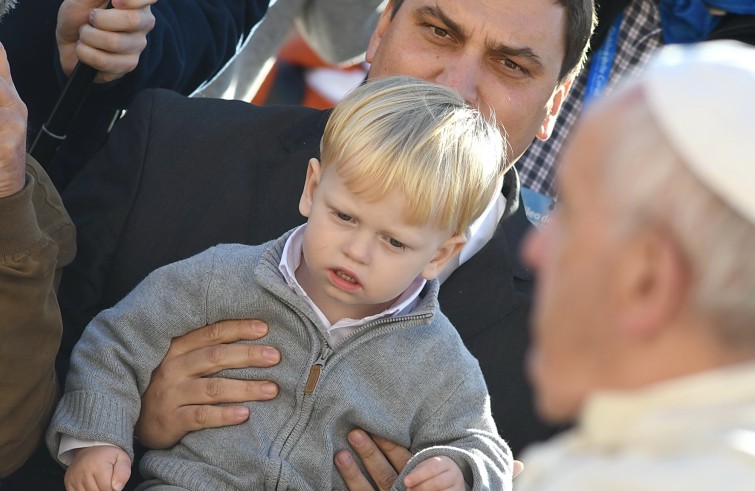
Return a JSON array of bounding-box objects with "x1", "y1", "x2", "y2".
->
[{"x1": 47, "y1": 231, "x2": 513, "y2": 490}]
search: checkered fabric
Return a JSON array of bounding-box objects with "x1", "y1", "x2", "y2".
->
[{"x1": 516, "y1": 0, "x2": 664, "y2": 197}]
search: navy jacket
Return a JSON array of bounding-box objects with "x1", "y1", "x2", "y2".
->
[{"x1": 0, "y1": 0, "x2": 269, "y2": 188}]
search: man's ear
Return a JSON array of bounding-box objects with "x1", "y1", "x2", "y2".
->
[
  {"x1": 420, "y1": 235, "x2": 467, "y2": 280},
  {"x1": 365, "y1": 1, "x2": 395, "y2": 63},
  {"x1": 614, "y1": 229, "x2": 690, "y2": 340},
  {"x1": 299, "y1": 158, "x2": 322, "y2": 218},
  {"x1": 536, "y1": 77, "x2": 574, "y2": 141}
]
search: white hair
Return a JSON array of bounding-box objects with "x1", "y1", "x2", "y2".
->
[
  {"x1": 601, "y1": 86, "x2": 755, "y2": 346},
  {"x1": 0, "y1": 0, "x2": 17, "y2": 19}
]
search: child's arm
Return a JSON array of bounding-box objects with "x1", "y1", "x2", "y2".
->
[
  {"x1": 46, "y1": 247, "x2": 220, "y2": 463},
  {"x1": 65, "y1": 446, "x2": 132, "y2": 491},
  {"x1": 395, "y1": 368, "x2": 514, "y2": 491}
]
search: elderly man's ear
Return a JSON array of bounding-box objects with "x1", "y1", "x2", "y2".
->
[{"x1": 614, "y1": 229, "x2": 690, "y2": 339}]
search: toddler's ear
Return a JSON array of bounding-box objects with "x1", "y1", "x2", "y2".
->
[
  {"x1": 420, "y1": 235, "x2": 466, "y2": 280},
  {"x1": 299, "y1": 158, "x2": 322, "y2": 218}
]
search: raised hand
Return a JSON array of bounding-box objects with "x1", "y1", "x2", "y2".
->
[
  {"x1": 56, "y1": 0, "x2": 157, "y2": 83},
  {"x1": 0, "y1": 43, "x2": 27, "y2": 199}
]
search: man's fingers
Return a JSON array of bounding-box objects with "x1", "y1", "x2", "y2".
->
[
  {"x1": 135, "y1": 400, "x2": 252, "y2": 448},
  {"x1": 78, "y1": 24, "x2": 148, "y2": 55},
  {"x1": 174, "y1": 404, "x2": 251, "y2": 432},
  {"x1": 89, "y1": 5, "x2": 155, "y2": 36},
  {"x1": 0, "y1": 44, "x2": 13, "y2": 86},
  {"x1": 372, "y1": 434, "x2": 412, "y2": 474},
  {"x1": 182, "y1": 377, "x2": 279, "y2": 405},
  {"x1": 347, "y1": 430, "x2": 400, "y2": 491},
  {"x1": 169, "y1": 320, "x2": 271, "y2": 357},
  {"x1": 111, "y1": 0, "x2": 158, "y2": 9},
  {"x1": 74, "y1": 44, "x2": 140, "y2": 82},
  {"x1": 166, "y1": 341, "x2": 280, "y2": 379},
  {"x1": 335, "y1": 450, "x2": 377, "y2": 491}
]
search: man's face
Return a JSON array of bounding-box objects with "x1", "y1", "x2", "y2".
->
[
  {"x1": 366, "y1": 0, "x2": 570, "y2": 163},
  {"x1": 297, "y1": 159, "x2": 463, "y2": 323},
  {"x1": 521, "y1": 106, "x2": 626, "y2": 422}
]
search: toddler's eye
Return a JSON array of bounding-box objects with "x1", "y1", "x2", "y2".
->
[{"x1": 389, "y1": 238, "x2": 405, "y2": 250}]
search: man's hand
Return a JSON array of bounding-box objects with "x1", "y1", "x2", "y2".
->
[
  {"x1": 403, "y1": 456, "x2": 464, "y2": 491},
  {"x1": 335, "y1": 430, "x2": 413, "y2": 491},
  {"x1": 0, "y1": 43, "x2": 27, "y2": 199},
  {"x1": 134, "y1": 319, "x2": 280, "y2": 449},
  {"x1": 335, "y1": 430, "x2": 525, "y2": 490},
  {"x1": 56, "y1": 0, "x2": 157, "y2": 83},
  {"x1": 65, "y1": 445, "x2": 132, "y2": 491}
]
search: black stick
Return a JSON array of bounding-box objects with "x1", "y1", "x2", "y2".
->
[{"x1": 30, "y1": 1, "x2": 114, "y2": 169}]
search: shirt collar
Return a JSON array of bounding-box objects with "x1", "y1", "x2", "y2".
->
[{"x1": 278, "y1": 225, "x2": 426, "y2": 335}]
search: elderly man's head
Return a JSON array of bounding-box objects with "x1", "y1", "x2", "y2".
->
[{"x1": 523, "y1": 41, "x2": 755, "y2": 423}]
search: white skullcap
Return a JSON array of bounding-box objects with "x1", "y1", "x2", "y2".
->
[{"x1": 640, "y1": 40, "x2": 755, "y2": 226}]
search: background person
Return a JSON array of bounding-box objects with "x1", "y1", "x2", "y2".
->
[
  {"x1": 0, "y1": 0, "x2": 271, "y2": 189},
  {"x1": 516, "y1": 40, "x2": 755, "y2": 490},
  {"x1": 0, "y1": 40, "x2": 76, "y2": 479}
]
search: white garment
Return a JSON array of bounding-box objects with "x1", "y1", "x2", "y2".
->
[{"x1": 515, "y1": 362, "x2": 755, "y2": 491}]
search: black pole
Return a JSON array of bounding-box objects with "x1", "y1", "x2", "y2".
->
[{"x1": 30, "y1": 1, "x2": 113, "y2": 169}]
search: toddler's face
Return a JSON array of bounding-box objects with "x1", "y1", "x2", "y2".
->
[{"x1": 295, "y1": 159, "x2": 463, "y2": 323}]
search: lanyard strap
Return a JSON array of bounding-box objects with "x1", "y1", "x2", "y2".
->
[{"x1": 583, "y1": 13, "x2": 623, "y2": 105}]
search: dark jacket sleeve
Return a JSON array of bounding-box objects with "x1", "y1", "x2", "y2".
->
[{"x1": 60, "y1": 0, "x2": 271, "y2": 108}]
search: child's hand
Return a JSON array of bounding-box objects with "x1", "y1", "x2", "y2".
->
[
  {"x1": 65, "y1": 445, "x2": 132, "y2": 491},
  {"x1": 403, "y1": 456, "x2": 465, "y2": 491}
]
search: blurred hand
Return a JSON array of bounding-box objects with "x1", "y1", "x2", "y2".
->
[
  {"x1": 0, "y1": 43, "x2": 27, "y2": 199},
  {"x1": 134, "y1": 319, "x2": 280, "y2": 449},
  {"x1": 57, "y1": 0, "x2": 157, "y2": 83}
]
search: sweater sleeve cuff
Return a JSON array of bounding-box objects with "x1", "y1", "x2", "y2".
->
[
  {"x1": 0, "y1": 170, "x2": 44, "y2": 256},
  {"x1": 46, "y1": 390, "x2": 138, "y2": 463}
]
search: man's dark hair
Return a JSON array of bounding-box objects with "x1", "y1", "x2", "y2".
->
[{"x1": 389, "y1": 0, "x2": 596, "y2": 82}]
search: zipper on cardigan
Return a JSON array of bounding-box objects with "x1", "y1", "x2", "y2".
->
[
  {"x1": 336, "y1": 313, "x2": 432, "y2": 347},
  {"x1": 304, "y1": 344, "x2": 333, "y2": 394}
]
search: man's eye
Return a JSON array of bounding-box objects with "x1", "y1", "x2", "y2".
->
[
  {"x1": 388, "y1": 238, "x2": 405, "y2": 250},
  {"x1": 432, "y1": 26, "x2": 450, "y2": 38},
  {"x1": 500, "y1": 59, "x2": 522, "y2": 71}
]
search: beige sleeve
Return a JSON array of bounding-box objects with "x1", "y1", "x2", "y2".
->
[{"x1": 0, "y1": 155, "x2": 75, "y2": 477}]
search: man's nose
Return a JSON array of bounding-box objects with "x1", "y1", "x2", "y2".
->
[{"x1": 435, "y1": 53, "x2": 481, "y2": 107}]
